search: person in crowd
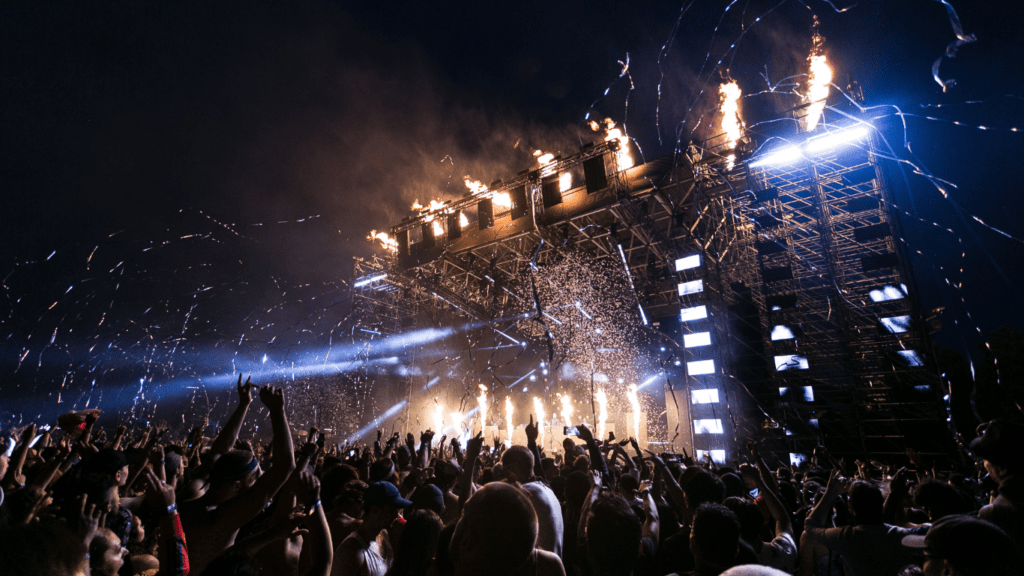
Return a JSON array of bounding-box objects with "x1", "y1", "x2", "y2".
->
[
  {"x1": 178, "y1": 383, "x2": 296, "y2": 574},
  {"x1": 386, "y1": 508, "x2": 443, "y2": 576},
  {"x1": 970, "y1": 419, "x2": 1024, "y2": 547},
  {"x1": 333, "y1": 480, "x2": 410, "y2": 576},
  {"x1": 802, "y1": 471, "x2": 916, "y2": 576},
  {"x1": 901, "y1": 513, "x2": 1024, "y2": 576},
  {"x1": 449, "y1": 481, "x2": 565, "y2": 576},
  {"x1": 504, "y1": 414, "x2": 564, "y2": 556}
]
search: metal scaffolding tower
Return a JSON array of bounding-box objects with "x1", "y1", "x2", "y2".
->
[{"x1": 359, "y1": 106, "x2": 949, "y2": 463}]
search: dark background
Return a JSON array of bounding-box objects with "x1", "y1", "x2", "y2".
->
[{"x1": 2, "y1": 0, "x2": 1023, "y2": 426}]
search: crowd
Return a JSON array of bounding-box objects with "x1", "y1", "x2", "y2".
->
[{"x1": 1, "y1": 375, "x2": 1022, "y2": 576}]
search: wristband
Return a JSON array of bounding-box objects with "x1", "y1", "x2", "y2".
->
[
  {"x1": 166, "y1": 503, "x2": 178, "y2": 516},
  {"x1": 307, "y1": 499, "x2": 322, "y2": 515}
]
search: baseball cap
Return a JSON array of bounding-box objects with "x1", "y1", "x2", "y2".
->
[
  {"x1": 410, "y1": 484, "x2": 445, "y2": 515},
  {"x1": 969, "y1": 420, "x2": 1024, "y2": 471},
  {"x1": 902, "y1": 514, "x2": 1022, "y2": 569},
  {"x1": 363, "y1": 481, "x2": 413, "y2": 510}
]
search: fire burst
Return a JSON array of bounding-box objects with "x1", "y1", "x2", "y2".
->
[
  {"x1": 477, "y1": 384, "x2": 488, "y2": 433},
  {"x1": 595, "y1": 389, "x2": 608, "y2": 441},
  {"x1": 533, "y1": 396, "x2": 546, "y2": 448},
  {"x1": 558, "y1": 393, "x2": 573, "y2": 426},
  {"x1": 464, "y1": 176, "x2": 512, "y2": 209},
  {"x1": 505, "y1": 396, "x2": 514, "y2": 447},
  {"x1": 433, "y1": 402, "x2": 444, "y2": 434},
  {"x1": 367, "y1": 230, "x2": 398, "y2": 252},
  {"x1": 592, "y1": 118, "x2": 633, "y2": 172},
  {"x1": 804, "y1": 21, "x2": 832, "y2": 131},
  {"x1": 626, "y1": 384, "x2": 641, "y2": 441},
  {"x1": 718, "y1": 80, "x2": 742, "y2": 168}
]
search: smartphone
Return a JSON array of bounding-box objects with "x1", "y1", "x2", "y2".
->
[
  {"x1": 348, "y1": 449, "x2": 357, "y2": 457},
  {"x1": 563, "y1": 426, "x2": 580, "y2": 437}
]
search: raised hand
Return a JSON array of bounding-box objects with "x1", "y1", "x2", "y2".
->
[
  {"x1": 75, "y1": 494, "x2": 107, "y2": 545},
  {"x1": 576, "y1": 423, "x2": 595, "y2": 444},
  {"x1": 420, "y1": 430, "x2": 435, "y2": 444},
  {"x1": 746, "y1": 439, "x2": 759, "y2": 459},
  {"x1": 237, "y1": 374, "x2": 255, "y2": 406},
  {"x1": 525, "y1": 414, "x2": 539, "y2": 444},
  {"x1": 825, "y1": 468, "x2": 850, "y2": 496},
  {"x1": 296, "y1": 471, "x2": 321, "y2": 509},
  {"x1": 258, "y1": 385, "x2": 285, "y2": 411}
]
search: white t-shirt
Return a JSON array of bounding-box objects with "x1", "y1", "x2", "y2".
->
[
  {"x1": 334, "y1": 530, "x2": 392, "y2": 576},
  {"x1": 758, "y1": 531, "x2": 798, "y2": 572},
  {"x1": 523, "y1": 481, "x2": 564, "y2": 556}
]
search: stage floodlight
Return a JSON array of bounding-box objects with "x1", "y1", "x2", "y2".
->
[
  {"x1": 354, "y1": 273, "x2": 388, "y2": 288},
  {"x1": 684, "y1": 331, "x2": 712, "y2": 348},
  {"x1": 748, "y1": 145, "x2": 801, "y2": 168},
  {"x1": 675, "y1": 254, "x2": 700, "y2": 271},
  {"x1": 804, "y1": 125, "x2": 869, "y2": 154},
  {"x1": 898, "y1": 350, "x2": 925, "y2": 366}
]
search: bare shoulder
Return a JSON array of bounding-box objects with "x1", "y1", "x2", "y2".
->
[{"x1": 535, "y1": 549, "x2": 566, "y2": 576}]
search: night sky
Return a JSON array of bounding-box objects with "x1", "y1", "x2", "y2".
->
[{"x1": 2, "y1": 1, "x2": 1023, "y2": 425}]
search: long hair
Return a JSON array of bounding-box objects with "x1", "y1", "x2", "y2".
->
[{"x1": 387, "y1": 509, "x2": 443, "y2": 576}]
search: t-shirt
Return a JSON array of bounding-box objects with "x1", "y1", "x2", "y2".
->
[
  {"x1": 334, "y1": 531, "x2": 392, "y2": 576},
  {"x1": 757, "y1": 532, "x2": 797, "y2": 572},
  {"x1": 803, "y1": 523, "x2": 916, "y2": 576},
  {"x1": 523, "y1": 481, "x2": 565, "y2": 556}
]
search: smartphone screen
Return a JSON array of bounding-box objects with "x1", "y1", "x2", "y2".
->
[{"x1": 563, "y1": 426, "x2": 579, "y2": 436}]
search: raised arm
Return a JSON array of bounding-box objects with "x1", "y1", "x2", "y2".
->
[
  {"x1": 640, "y1": 481, "x2": 660, "y2": 547},
  {"x1": 3, "y1": 424, "x2": 36, "y2": 489},
  {"x1": 298, "y1": 473, "x2": 333, "y2": 576},
  {"x1": 215, "y1": 386, "x2": 296, "y2": 526},
  {"x1": 576, "y1": 424, "x2": 610, "y2": 486},
  {"x1": 209, "y1": 375, "x2": 255, "y2": 460},
  {"x1": 648, "y1": 453, "x2": 686, "y2": 516},
  {"x1": 752, "y1": 464, "x2": 793, "y2": 540},
  {"x1": 456, "y1": 432, "x2": 483, "y2": 512},
  {"x1": 806, "y1": 469, "x2": 847, "y2": 529},
  {"x1": 525, "y1": 415, "x2": 545, "y2": 480}
]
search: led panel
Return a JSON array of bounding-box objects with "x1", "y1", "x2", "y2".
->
[
  {"x1": 774, "y1": 355, "x2": 809, "y2": 371},
  {"x1": 869, "y1": 285, "x2": 906, "y2": 302},
  {"x1": 697, "y1": 449, "x2": 727, "y2": 464},
  {"x1": 680, "y1": 305, "x2": 708, "y2": 322},
  {"x1": 687, "y1": 360, "x2": 715, "y2": 376},
  {"x1": 802, "y1": 386, "x2": 815, "y2": 402},
  {"x1": 898, "y1": 350, "x2": 925, "y2": 367},
  {"x1": 790, "y1": 453, "x2": 808, "y2": 466},
  {"x1": 771, "y1": 325, "x2": 795, "y2": 341},
  {"x1": 675, "y1": 255, "x2": 701, "y2": 271},
  {"x1": 684, "y1": 332, "x2": 712, "y2": 348},
  {"x1": 678, "y1": 279, "x2": 704, "y2": 296},
  {"x1": 691, "y1": 389, "x2": 720, "y2": 404},
  {"x1": 694, "y1": 419, "x2": 724, "y2": 434},
  {"x1": 881, "y1": 316, "x2": 911, "y2": 334}
]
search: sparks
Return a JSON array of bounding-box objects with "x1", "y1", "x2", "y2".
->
[
  {"x1": 433, "y1": 402, "x2": 444, "y2": 435},
  {"x1": 477, "y1": 385, "x2": 488, "y2": 433},
  {"x1": 558, "y1": 393, "x2": 573, "y2": 427},
  {"x1": 595, "y1": 388, "x2": 608, "y2": 441},
  {"x1": 505, "y1": 396, "x2": 515, "y2": 447},
  {"x1": 626, "y1": 384, "x2": 641, "y2": 441},
  {"x1": 533, "y1": 396, "x2": 546, "y2": 448},
  {"x1": 804, "y1": 21, "x2": 832, "y2": 131}
]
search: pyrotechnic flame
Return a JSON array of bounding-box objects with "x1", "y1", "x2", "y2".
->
[
  {"x1": 534, "y1": 150, "x2": 555, "y2": 166},
  {"x1": 431, "y1": 220, "x2": 444, "y2": 237},
  {"x1": 505, "y1": 396, "x2": 514, "y2": 448},
  {"x1": 558, "y1": 393, "x2": 573, "y2": 426},
  {"x1": 595, "y1": 389, "x2": 608, "y2": 441},
  {"x1": 804, "y1": 23, "x2": 832, "y2": 131},
  {"x1": 433, "y1": 402, "x2": 444, "y2": 435},
  {"x1": 559, "y1": 172, "x2": 572, "y2": 192},
  {"x1": 465, "y1": 176, "x2": 512, "y2": 209},
  {"x1": 450, "y1": 411, "x2": 464, "y2": 437},
  {"x1": 718, "y1": 81, "x2": 743, "y2": 168},
  {"x1": 626, "y1": 384, "x2": 641, "y2": 441},
  {"x1": 477, "y1": 385, "x2": 488, "y2": 432},
  {"x1": 590, "y1": 118, "x2": 632, "y2": 171},
  {"x1": 533, "y1": 397, "x2": 546, "y2": 448},
  {"x1": 460, "y1": 212, "x2": 469, "y2": 228},
  {"x1": 367, "y1": 230, "x2": 398, "y2": 252}
]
